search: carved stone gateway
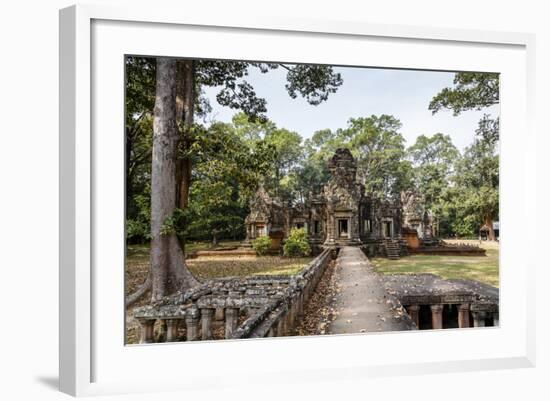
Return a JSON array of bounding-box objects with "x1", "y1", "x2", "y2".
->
[{"x1": 323, "y1": 149, "x2": 363, "y2": 246}]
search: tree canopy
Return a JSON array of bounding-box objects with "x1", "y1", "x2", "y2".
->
[{"x1": 429, "y1": 72, "x2": 499, "y2": 115}]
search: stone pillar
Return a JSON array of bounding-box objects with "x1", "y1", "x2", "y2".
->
[
  {"x1": 286, "y1": 301, "x2": 296, "y2": 335},
  {"x1": 165, "y1": 319, "x2": 179, "y2": 342},
  {"x1": 289, "y1": 296, "x2": 298, "y2": 325},
  {"x1": 201, "y1": 308, "x2": 215, "y2": 340},
  {"x1": 493, "y1": 312, "x2": 499, "y2": 327},
  {"x1": 277, "y1": 316, "x2": 286, "y2": 336},
  {"x1": 458, "y1": 304, "x2": 471, "y2": 329},
  {"x1": 297, "y1": 291, "x2": 304, "y2": 319},
  {"x1": 185, "y1": 308, "x2": 200, "y2": 341},
  {"x1": 407, "y1": 305, "x2": 420, "y2": 328},
  {"x1": 138, "y1": 319, "x2": 156, "y2": 344},
  {"x1": 472, "y1": 311, "x2": 487, "y2": 327},
  {"x1": 225, "y1": 308, "x2": 239, "y2": 339},
  {"x1": 430, "y1": 304, "x2": 444, "y2": 329}
]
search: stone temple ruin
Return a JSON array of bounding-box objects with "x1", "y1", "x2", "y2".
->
[
  {"x1": 132, "y1": 148, "x2": 497, "y2": 343},
  {"x1": 242, "y1": 148, "x2": 482, "y2": 259}
]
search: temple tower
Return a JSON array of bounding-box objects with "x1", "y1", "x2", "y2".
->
[{"x1": 323, "y1": 148, "x2": 363, "y2": 246}]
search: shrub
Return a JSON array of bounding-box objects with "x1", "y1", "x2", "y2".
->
[
  {"x1": 252, "y1": 235, "x2": 272, "y2": 255},
  {"x1": 283, "y1": 228, "x2": 311, "y2": 257}
]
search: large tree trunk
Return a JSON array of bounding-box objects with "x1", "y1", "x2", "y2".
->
[
  {"x1": 484, "y1": 215, "x2": 496, "y2": 241},
  {"x1": 176, "y1": 60, "x2": 195, "y2": 210},
  {"x1": 150, "y1": 58, "x2": 198, "y2": 302}
]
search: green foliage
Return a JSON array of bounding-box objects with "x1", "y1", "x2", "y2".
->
[
  {"x1": 184, "y1": 121, "x2": 276, "y2": 242},
  {"x1": 126, "y1": 192, "x2": 151, "y2": 243},
  {"x1": 231, "y1": 112, "x2": 304, "y2": 201},
  {"x1": 429, "y1": 72, "x2": 499, "y2": 115},
  {"x1": 125, "y1": 58, "x2": 344, "y2": 244},
  {"x1": 306, "y1": 115, "x2": 412, "y2": 198},
  {"x1": 407, "y1": 133, "x2": 459, "y2": 210},
  {"x1": 160, "y1": 208, "x2": 187, "y2": 237},
  {"x1": 283, "y1": 228, "x2": 311, "y2": 257},
  {"x1": 428, "y1": 72, "x2": 500, "y2": 237},
  {"x1": 252, "y1": 235, "x2": 272, "y2": 256},
  {"x1": 196, "y1": 61, "x2": 343, "y2": 122}
]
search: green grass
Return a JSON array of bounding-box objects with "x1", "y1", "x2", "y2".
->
[{"x1": 371, "y1": 248, "x2": 499, "y2": 287}]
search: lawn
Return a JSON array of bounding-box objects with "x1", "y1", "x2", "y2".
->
[
  {"x1": 371, "y1": 242, "x2": 499, "y2": 287},
  {"x1": 125, "y1": 241, "x2": 313, "y2": 297}
]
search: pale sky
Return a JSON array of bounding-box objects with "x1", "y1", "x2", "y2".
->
[{"x1": 203, "y1": 65, "x2": 499, "y2": 151}]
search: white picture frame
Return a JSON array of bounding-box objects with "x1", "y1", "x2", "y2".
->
[{"x1": 59, "y1": 4, "x2": 536, "y2": 397}]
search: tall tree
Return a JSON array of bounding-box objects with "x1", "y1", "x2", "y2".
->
[
  {"x1": 407, "y1": 133, "x2": 459, "y2": 209},
  {"x1": 127, "y1": 59, "x2": 344, "y2": 304},
  {"x1": 127, "y1": 58, "x2": 198, "y2": 305},
  {"x1": 452, "y1": 119, "x2": 499, "y2": 240},
  {"x1": 347, "y1": 115, "x2": 412, "y2": 197},
  {"x1": 185, "y1": 122, "x2": 276, "y2": 244},
  {"x1": 429, "y1": 72, "x2": 500, "y2": 239},
  {"x1": 176, "y1": 60, "x2": 343, "y2": 211}
]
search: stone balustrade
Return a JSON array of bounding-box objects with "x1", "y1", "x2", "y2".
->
[
  {"x1": 403, "y1": 300, "x2": 499, "y2": 330},
  {"x1": 132, "y1": 248, "x2": 335, "y2": 343}
]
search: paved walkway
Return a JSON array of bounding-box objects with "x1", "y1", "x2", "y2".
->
[{"x1": 329, "y1": 247, "x2": 415, "y2": 334}]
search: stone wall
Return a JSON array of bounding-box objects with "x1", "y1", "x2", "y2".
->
[{"x1": 133, "y1": 248, "x2": 335, "y2": 343}]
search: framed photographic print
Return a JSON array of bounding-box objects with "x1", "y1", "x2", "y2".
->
[{"x1": 59, "y1": 4, "x2": 536, "y2": 397}]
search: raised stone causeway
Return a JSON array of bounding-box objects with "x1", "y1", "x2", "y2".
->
[
  {"x1": 133, "y1": 248, "x2": 336, "y2": 343},
  {"x1": 329, "y1": 247, "x2": 415, "y2": 334}
]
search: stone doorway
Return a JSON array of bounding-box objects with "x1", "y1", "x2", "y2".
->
[
  {"x1": 382, "y1": 220, "x2": 393, "y2": 238},
  {"x1": 338, "y1": 219, "x2": 349, "y2": 238}
]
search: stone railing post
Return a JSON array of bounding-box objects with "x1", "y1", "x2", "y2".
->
[
  {"x1": 138, "y1": 319, "x2": 156, "y2": 344},
  {"x1": 407, "y1": 305, "x2": 420, "y2": 328},
  {"x1": 185, "y1": 308, "x2": 200, "y2": 341},
  {"x1": 201, "y1": 308, "x2": 215, "y2": 340},
  {"x1": 225, "y1": 308, "x2": 239, "y2": 339},
  {"x1": 458, "y1": 304, "x2": 470, "y2": 328},
  {"x1": 166, "y1": 319, "x2": 179, "y2": 342},
  {"x1": 430, "y1": 304, "x2": 444, "y2": 329}
]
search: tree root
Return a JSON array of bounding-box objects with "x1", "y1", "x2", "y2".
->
[{"x1": 126, "y1": 274, "x2": 152, "y2": 307}]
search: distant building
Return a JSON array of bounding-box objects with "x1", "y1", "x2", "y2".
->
[{"x1": 480, "y1": 221, "x2": 500, "y2": 240}]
